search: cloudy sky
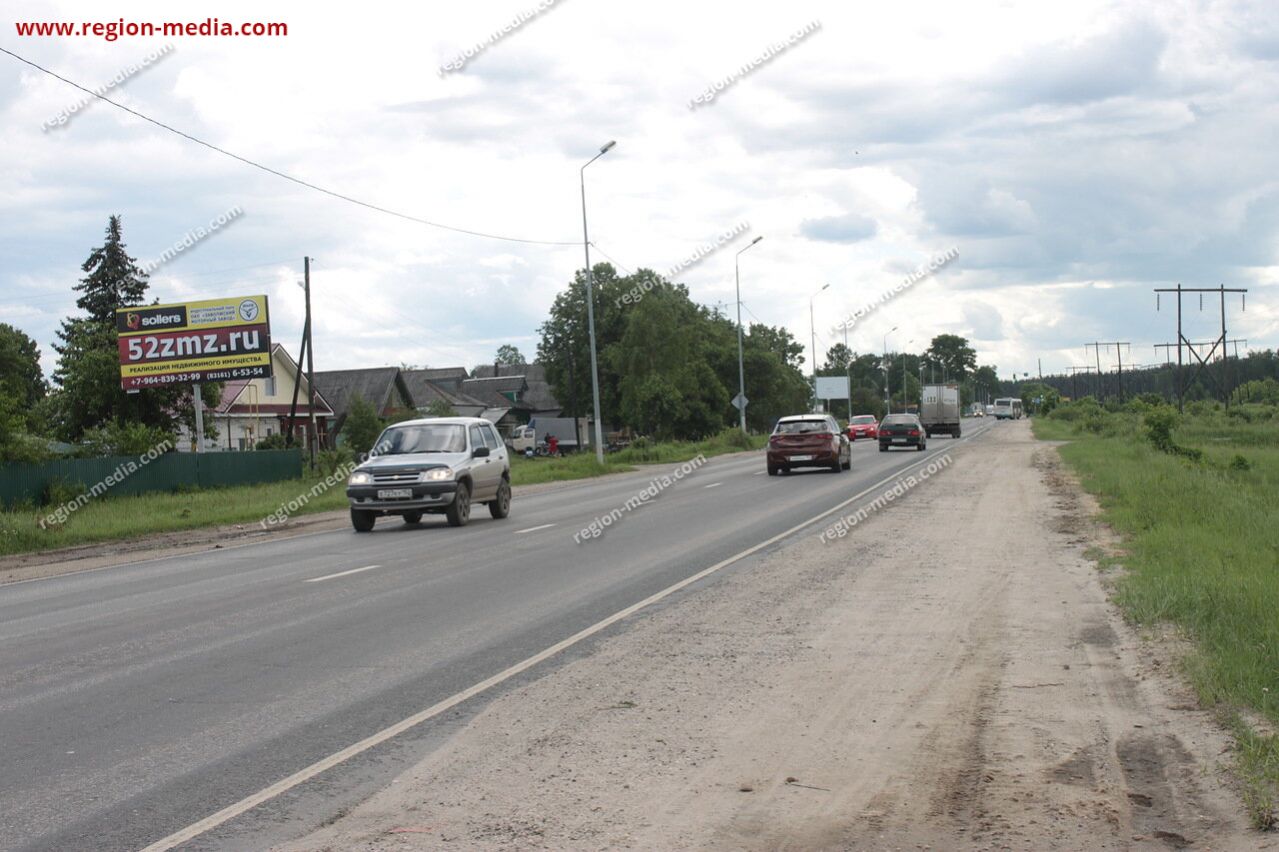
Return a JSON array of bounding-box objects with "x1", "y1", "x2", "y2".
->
[{"x1": 3, "y1": 0, "x2": 1278, "y2": 382}]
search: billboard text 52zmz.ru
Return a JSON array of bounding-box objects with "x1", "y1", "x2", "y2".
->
[{"x1": 115, "y1": 295, "x2": 271, "y2": 390}]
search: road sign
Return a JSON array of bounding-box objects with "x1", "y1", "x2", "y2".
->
[{"x1": 731, "y1": 393, "x2": 748, "y2": 411}]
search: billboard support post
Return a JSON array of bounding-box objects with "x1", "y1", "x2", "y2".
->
[{"x1": 193, "y1": 382, "x2": 204, "y2": 453}]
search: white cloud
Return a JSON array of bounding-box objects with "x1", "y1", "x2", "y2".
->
[{"x1": 2, "y1": 0, "x2": 1278, "y2": 383}]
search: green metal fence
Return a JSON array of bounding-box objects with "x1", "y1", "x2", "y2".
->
[{"x1": 0, "y1": 450, "x2": 304, "y2": 508}]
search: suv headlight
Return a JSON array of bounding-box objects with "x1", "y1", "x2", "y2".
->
[
  {"x1": 349, "y1": 471, "x2": 372, "y2": 485},
  {"x1": 420, "y1": 468, "x2": 454, "y2": 481}
]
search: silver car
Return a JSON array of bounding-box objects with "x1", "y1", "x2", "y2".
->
[{"x1": 345, "y1": 417, "x2": 511, "y2": 531}]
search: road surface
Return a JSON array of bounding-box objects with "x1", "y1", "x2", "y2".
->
[{"x1": 0, "y1": 419, "x2": 991, "y2": 850}]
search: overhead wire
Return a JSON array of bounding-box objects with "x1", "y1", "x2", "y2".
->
[{"x1": 0, "y1": 46, "x2": 579, "y2": 246}]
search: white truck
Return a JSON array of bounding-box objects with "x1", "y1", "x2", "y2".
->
[
  {"x1": 509, "y1": 417, "x2": 590, "y2": 454},
  {"x1": 920, "y1": 383, "x2": 962, "y2": 438}
]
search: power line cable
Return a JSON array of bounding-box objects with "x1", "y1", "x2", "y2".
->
[{"x1": 1, "y1": 46, "x2": 579, "y2": 246}]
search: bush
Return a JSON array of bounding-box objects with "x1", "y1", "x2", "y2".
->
[
  {"x1": 1144, "y1": 408, "x2": 1179, "y2": 453},
  {"x1": 1229, "y1": 454, "x2": 1252, "y2": 472},
  {"x1": 79, "y1": 421, "x2": 175, "y2": 457},
  {"x1": 255, "y1": 432, "x2": 288, "y2": 450},
  {"x1": 318, "y1": 447, "x2": 355, "y2": 476},
  {"x1": 42, "y1": 476, "x2": 85, "y2": 509}
]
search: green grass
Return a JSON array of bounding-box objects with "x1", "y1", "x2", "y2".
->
[
  {"x1": 0, "y1": 429, "x2": 767, "y2": 557},
  {"x1": 1033, "y1": 405, "x2": 1279, "y2": 828},
  {"x1": 0, "y1": 473, "x2": 351, "y2": 557}
]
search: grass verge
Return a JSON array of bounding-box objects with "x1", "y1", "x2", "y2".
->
[
  {"x1": 0, "y1": 429, "x2": 766, "y2": 558},
  {"x1": 1033, "y1": 400, "x2": 1279, "y2": 829},
  {"x1": 0, "y1": 473, "x2": 350, "y2": 557}
]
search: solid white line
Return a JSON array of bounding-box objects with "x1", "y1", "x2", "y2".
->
[
  {"x1": 304, "y1": 565, "x2": 380, "y2": 583},
  {"x1": 140, "y1": 430, "x2": 989, "y2": 852},
  {"x1": 703, "y1": 482, "x2": 722, "y2": 489},
  {"x1": 513, "y1": 523, "x2": 556, "y2": 535}
]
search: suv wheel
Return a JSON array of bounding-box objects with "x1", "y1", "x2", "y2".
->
[
  {"x1": 488, "y1": 479, "x2": 511, "y2": 519},
  {"x1": 446, "y1": 482, "x2": 471, "y2": 527},
  {"x1": 351, "y1": 508, "x2": 375, "y2": 532}
]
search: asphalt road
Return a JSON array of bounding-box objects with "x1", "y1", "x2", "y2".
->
[{"x1": 0, "y1": 418, "x2": 995, "y2": 851}]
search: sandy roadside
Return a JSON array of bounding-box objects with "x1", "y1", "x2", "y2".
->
[
  {"x1": 276, "y1": 420, "x2": 1269, "y2": 850},
  {"x1": 0, "y1": 453, "x2": 759, "y2": 586}
]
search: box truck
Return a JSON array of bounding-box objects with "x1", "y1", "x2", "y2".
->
[{"x1": 920, "y1": 384, "x2": 961, "y2": 438}]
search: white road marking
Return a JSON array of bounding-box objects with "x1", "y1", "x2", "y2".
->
[
  {"x1": 514, "y1": 523, "x2": 556, "y2": 534},
  {"x1": 753, "y1": 471, "x2": 766, "y2": 476},
  {"x1": 140, "y1": 431, "x2": 988, "y2": 852},
  {"x1": 703, "y1": 482, "x2": 722, "y2": 489},
  {"x1": 304, "y1": 565, "x2": 380, "y2": 583}
]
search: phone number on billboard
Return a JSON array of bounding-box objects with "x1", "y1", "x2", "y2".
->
[{"x1": 128, "y1": 367, "x2": 265, "y2": 386}]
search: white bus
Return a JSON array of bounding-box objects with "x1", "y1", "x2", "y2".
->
[{"x1": 992, "y1": 398, "x2": 1023, "y2": 420}]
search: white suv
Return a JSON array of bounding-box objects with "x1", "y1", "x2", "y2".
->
[{"x1": 345, "y1": 417, "x2": 511, "y2": 531}]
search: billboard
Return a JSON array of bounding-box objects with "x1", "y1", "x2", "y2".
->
[
  {"x1": 116, "y1": 295, "x2": 272, "y2": 390},
  {"x1": 814, "y1": 376, "x2": 850, "y2": 400}
]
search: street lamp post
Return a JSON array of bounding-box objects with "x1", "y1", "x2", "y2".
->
[
  {"x1": 882, "y1": 326, "x2": 897, "y2": 415},
  {"x1": 810, "y1": 283, "x2": 830, "y2": 410},
  {"x1": 843, "y1": 318, "x2": 852, "y2": 422},
  {"x1": 580, "y1": 140, "x2": 615, "y2": 464},
  {"x1": 902, "y1": 340, "x2": 912, "y2": 413},
  {"x1": 734, "y1": 236, "x2": 763, "y2": 433}
]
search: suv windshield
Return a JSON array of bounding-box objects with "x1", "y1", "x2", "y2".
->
[
  {"x1": 375, "y1": 424, "x2": 467, "y2": 455},
  {"x1": 775, "y1": 420, "x2": 830, "y2": 434}
]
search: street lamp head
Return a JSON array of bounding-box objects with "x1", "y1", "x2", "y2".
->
[
  {"x1": 820, "y1": 283, "x2": 830, "y2": 291},
  {"x1": 600, "y1": 140, "x2": 616, "y2": 153},
  {"x1": 750, "y1": 236, "x2": 763, "y2": 245}
]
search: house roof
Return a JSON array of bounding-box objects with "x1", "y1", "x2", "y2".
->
[
  {"x1": 470, "y1": 362, "x2": 561, "y2": 413},
  {"x1": 409, "y1": 363, "x2": 470, "y2": 378},
  {"x1": 401, "y1": 370, "x2": 488, "y2": 411},
  {"x1": 312, "y1": 367, "x2": 415, "y2": 429},
  {"x1": 461, "y1": 375, "x2": 533, "y2": 410},
  {"x1": 214, "y1": 344, "x2": 334, "y2": 416}
]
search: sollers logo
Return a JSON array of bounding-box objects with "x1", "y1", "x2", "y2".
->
[{"x1": 116, "y1": 305, "x2": 188, "y2": 333}]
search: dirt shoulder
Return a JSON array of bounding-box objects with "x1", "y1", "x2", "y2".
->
[{"x1": 285, "y1": 421, "x2": 1266, "y2": 849}]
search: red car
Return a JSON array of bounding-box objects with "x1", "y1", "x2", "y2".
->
[
  {"x1": 767, "y1": 415, "x2": 851, "y2": 475},
  {"x1": 846, "y1": 414, "x2": 879, "y2": 441}
]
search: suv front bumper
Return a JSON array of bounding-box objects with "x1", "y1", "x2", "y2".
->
[{"x1": 347, "y1": 481, "x2": 458, "y2": 511}]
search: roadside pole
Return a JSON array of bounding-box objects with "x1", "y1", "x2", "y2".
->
[
  {"x1": 304, "y1": 256, "x2": 319, "y2": 467},
  {"x1": 193, "y1": 382, "x2": 204, "y2": 453}
]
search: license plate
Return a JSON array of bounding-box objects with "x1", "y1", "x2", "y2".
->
[
  {"x1": 892, "y1": 438, "x2": 907, "y2": 443},
  {"x1": 377, "y1": 488, "x2": 413, "y2": 499},
  {"x1": 791, "y1": 454, "x2": 813, "y2": 461}
]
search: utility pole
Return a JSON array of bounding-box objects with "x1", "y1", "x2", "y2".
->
[
  {"x1": 1067, "y1": 366, "x2": 1094, "y2": 402},
  {"x1": 1084, "y1": 342, "x2": 1130, "y2": 403},
  {"x1": 1154, "y1": 284, "x2": 1247, "y2": 411},
  {"x1": 304, "y1": 256, "x2": 318, "y2": 466},
  {"x1": 286, "y1": 263, "x2": 311, "y2": 451}
]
